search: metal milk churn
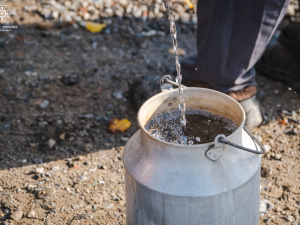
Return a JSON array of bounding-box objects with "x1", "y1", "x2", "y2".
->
[{"x1": 123, "y1": 87, "x2": 265, "y2": 225}]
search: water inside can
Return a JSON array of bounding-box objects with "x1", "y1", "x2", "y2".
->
[{"x1": 145, "y1": 108, "x2": 238, "y2": 145}]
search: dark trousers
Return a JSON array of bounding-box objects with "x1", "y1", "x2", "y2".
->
[{"x1": 181, "y1": 0, "x2": 290, "y2": 93}]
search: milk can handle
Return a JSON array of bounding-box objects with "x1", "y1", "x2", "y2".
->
[{"x1": 218, "y1": 126, "x2": 265, "y2": 154}]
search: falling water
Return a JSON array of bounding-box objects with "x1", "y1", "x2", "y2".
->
[{"x1": 162, "y1": 0, "x2": 186, "y2": 128}]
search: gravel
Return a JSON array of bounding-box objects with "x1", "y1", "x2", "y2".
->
[{"x1": 0, "y1": 0, "x2": 299, "y2": 224}]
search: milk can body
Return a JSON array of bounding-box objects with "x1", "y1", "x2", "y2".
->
[{"x1": 123, "y1": 88, "x2": 261, "y2": 225}]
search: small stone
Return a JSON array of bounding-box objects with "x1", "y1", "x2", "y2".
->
[
  {"x1": 59, "y1": 133, "x2": 65, "y2": 140},
  {"x1": 287, "y1": 215, "x2": 295, "y2": 222},
  {"x1": 47, "y1": 139, "x2": 56, "y2": 149},
  {"x1": 71, "y1": 204, "x2": 81, "y2": 210},
  {"x1": 35, "y1": 167, "x2": 44, "y2": 174},
  {"x1": 263, "y1": 144, "x2": 271, "y2": 153},
  {"x1": 103, "y1": 203, "x2": 114, "y2": 209},
  {"x1": 274, "y1": 154, "x2": 282, "y2": 160},
  {"x1": 3, "y1": 208, "x2": 10, "y2": 215},
  {"x1": 11, "y1": 211, "x2": 23, "y2": 221},
  {"x1": 259, "y1": 199, "x2": 274, "y2": 214},
  {"x1": 112, "y1": 90, "x2": 124, "y2": 100},
  {"x1": 78, "y1": 175, "x2": 87, "y2": 181},
  {"x1": 95, "y1": 116, "x2": 110, "y2": 124},
  {"x1": 27, "y1": 210, "x2": 36, "y2": 218},
  {"x1": 41, "y1": 202, "x2": 57, "y2": 210},
  {"x1": 121, "y1": 137, "x2": 129, "y2": 144},
  {"x1": 40, "y1": 100, "x2": 49, "y2": 108},
  {"x1": 52, "y1": 166, "x2": 60, "y2": 171},
  {"x1": 89, "y1": 168, "x2": 97, "y2": 173},
  {"x1": 33, "y1": 158, "x2": 43, "y2": 164},
  {"x1": 60, "y1": 74, "x2": 78, "y2": 86},
  {"x1": 84, "y1": 114, "x2": 94, "y2": 119},
  {"x1": 98, "y1": 165, "x2": 107, "y2": 170},
  {"x1": 0, "y1": 186, "x2": 3, "y2": 191}
]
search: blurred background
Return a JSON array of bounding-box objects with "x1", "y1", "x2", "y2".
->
[{"x1": 0, "y1": 0, "x2": 299, "y2": 224}]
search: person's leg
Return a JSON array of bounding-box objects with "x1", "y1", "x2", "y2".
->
[
  {"x1": 180, "y1": 0, "x2": 290, "y2": 127},
  {"x1": 256, "y1": 22, "x2": 300, "y2": 92},
  {"x1": 181, "y1": 0, "x2": 290, "y2": 93}
]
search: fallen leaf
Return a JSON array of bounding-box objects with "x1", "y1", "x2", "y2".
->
[
  {"x1": 108, "y1": 118, "x2": 131, "y2": 133},
  {"x1": 86, "y1": 21, "x2": 107, "y2": 33},
  {"x1": 184, "y1": 0, "x2": 194, "y2": 9},
  {"x1": 279, "y1": 120, "x2": 287, "y2": 125},
  {"x1": 117, "y1": 119, "x2": 132, "y2": 132}
]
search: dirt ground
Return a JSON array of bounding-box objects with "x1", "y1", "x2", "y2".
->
[{"x1": 0, "y1": 2, "x2": 300, "y2": 225}]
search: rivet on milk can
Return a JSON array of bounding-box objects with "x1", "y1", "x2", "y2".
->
[{"x1": 123, "y1": 76, "x2": 265, "y2": 225}]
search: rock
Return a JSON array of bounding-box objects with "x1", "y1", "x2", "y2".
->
[
  {"x1": 59, "y1": 133, "x2": 65, "y2": 140},
  {"x1": 52, "y1": 165, "x2": 60, "y2": 171},
  {"x1": 103, "y1": 203, "x2": 114, "y2": 209},
  {"x1": 0, "y1": 123, "x2": 11, "y2": 130},
  {"x1": 41, "y1": 202, "x2": 57, "y2": 210},
  {"x1": 121, "y1": 136, "x2": 129, "y2": 142},
  {"x1": 60, "y1": 74, "x2": 78, "y2": 86},
  {"x1": 112, "y1": 90, "x2": 124, "y2": 100},
  {"x1": 71, "y1": 204, "x2": 81, "y2": 210},
  {"x1": 95, "y1": 116, "x2": 110, "y2": 124},
  {"x1": 98, "y1": 165, "x2": 107, "y2": 170},
  {"x1": 47, "y1": 139, "x2": 56, "y2": 149},
  {"x1": 287, "y1": 215, "x2": 295, "y2": 223},
  {"x1": 40, "y1": 100, "x2": 49, "y2": 108},
  {"x1": 33, "y1": 158, "x2": 43, "y2": 164},
  {"x1": 27, "y1": 210, "x2": 36, "y2": 218},
  {"x1": 0, "y1": 186, "x2": 3, "y2": 191},
  {"x1": 11, "y1": 211, "x2": 23, "y2": 221},
  {"x1": 259, "y1": 199, "x2": 274, "y2": 214},
  {"x1": 84, "y1": 114, "x2": 94, "y2": 119},
  {"x1": 35, "y1": 167, "x2": 44, "y2": 174},
  {"x1": 274, "y1": 153, "x2": 282, "y2": 160},
  {"x1": 263, "y1": 144, "x2": 271, "y2": 153}
]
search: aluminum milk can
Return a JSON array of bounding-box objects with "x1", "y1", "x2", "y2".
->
[{"x1": 123, "y1": 88, "x2": 264, "y2": 225}]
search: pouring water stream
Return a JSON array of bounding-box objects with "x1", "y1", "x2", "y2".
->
[{"x1": 162, "y1": 0, "x2": 186, "y2": 128}]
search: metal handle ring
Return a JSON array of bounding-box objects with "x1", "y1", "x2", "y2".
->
[
  {"x1": 160, "y1": 75, "x2": 186, "y2": 92},
  {"x1": 217, "y1": 126, "x2": 265, "y2": 154}
]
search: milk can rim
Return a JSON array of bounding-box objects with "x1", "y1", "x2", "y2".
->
[{"x1": 137, "y1": 87, "x2": 246, "y2": 148}]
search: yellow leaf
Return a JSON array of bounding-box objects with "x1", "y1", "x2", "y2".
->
[
  {"x1": 117, "y1": 119, "x2": 131, "y2": 132},
  {"x1": 108, "y1": 118, "x2": 131, "y2": 133},
  {"x1": 185, "y1": 0, "x2": 194, "y2": 9},
  {"x1": 86, "y1": 21, "x2": 107, "y2": 33}
]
